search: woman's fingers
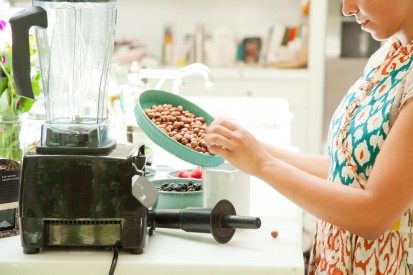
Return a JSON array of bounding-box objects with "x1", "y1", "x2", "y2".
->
[
  {"x1": 207, "y1": 142, "x2": 230, "y2": 157},
  {"x1": 204, "y1": 130, "x2": 233, "y2": 153},
  {"x1": 205, "y1": 118, "x2": 243, "y2": 151},
  {"x1": 205, "y1": 116, "x2": 272, "y2": 176},
  {"x1": 205, "y1": 117, "x2": 254, "y2": 159}
]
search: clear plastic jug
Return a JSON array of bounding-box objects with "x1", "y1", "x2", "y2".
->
[{"x1": 10, "y1": 0, "x2": 117, "y2": 150}]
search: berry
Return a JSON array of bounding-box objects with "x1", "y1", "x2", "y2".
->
[
  {"x1": 190, "y1": 167, "x2": 203, "y2": 179},
  {"x1": 178, "y1": 170, "x2": 190, "y2": 178}
]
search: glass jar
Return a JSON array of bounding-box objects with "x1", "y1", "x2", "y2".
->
[
  {"x1": 22, "y1": 111, "x2": 45, "y2": 150},
  {"x1": 0, "y1": 114, "x2": 22, "y2": 163}
]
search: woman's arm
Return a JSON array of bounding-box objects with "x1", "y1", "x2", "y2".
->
[
  {"x1": 261, "y1": 142, "x2": 329, "y2": 179},
  {"x1": 204, "y1": 101, "x2": 413, "y2": 240}
]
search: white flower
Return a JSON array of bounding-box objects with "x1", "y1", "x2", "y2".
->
[
  {"x1": 342, "y1": 166, "x2": 355, "y2": 180},
  {"x1": 367, "y1": 112, "x2": 383, "y2": 133},
  {"x1": 354, "y1": 141, "x2": 371, "y2": 166},
  {"x1": 369, "y1": 134, "x2": 384, "y2": 149},
  {"x1": 337, "y1": 149, "x2": 345, "y2": 164},
  {"x1": 355, "y1": 106, "x2": 371, "y2": 127},
  {"x1": 354, "y1": 127, "x2": 363, "y2": 141}
]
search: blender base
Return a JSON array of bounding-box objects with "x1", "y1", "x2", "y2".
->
[{"x1": 19, "y1": 144, "x2": 149, "y2": 255}]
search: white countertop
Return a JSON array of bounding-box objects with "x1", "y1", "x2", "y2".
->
[{"x1": 0, "y1": 173, "x2": 304, "y2": 275}]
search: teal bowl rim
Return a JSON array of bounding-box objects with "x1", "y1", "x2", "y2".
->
[{"x1": 134, "y1": 90, "x2": 224, "y2": 167}]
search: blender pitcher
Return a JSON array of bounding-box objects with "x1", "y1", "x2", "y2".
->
[{"x1": 10, "y1": 0, "x2": 117, "y2": 152}]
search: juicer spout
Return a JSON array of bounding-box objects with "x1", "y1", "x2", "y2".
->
[{"x1": 148, "y1": 199, "x2": 261, "y2": 243}]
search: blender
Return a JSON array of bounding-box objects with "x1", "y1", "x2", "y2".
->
[{"x1": 9, "y1": 0, "x2": 154, "y2": 254}]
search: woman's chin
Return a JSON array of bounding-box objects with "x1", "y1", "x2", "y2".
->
[{"x1": 368, "y1": 31, "x2": 390, "y2": 42}]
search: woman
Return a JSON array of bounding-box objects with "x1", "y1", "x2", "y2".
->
[{"x1": 204, "y1": 0, "x2": 413, "y2": 273}]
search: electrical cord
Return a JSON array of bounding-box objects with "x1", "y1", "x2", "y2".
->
[{"x1": 108, "y1": 245, "x2": 119, "y2": 275}]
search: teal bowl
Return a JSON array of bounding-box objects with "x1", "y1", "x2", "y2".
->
[
  {"x1": 151, "y1": 178, "x2": 203, "y2": 209},
  {"x1": 134, "y1": 89, "x2": 224, "y2": 167}
]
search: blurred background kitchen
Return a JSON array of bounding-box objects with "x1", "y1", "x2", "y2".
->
[{"x1": 0, "y1": 0, "x2": 382, "y2": 264}]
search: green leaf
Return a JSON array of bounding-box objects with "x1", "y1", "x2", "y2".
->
[
  {"x1": 0, "y1": 76, "x2": 7, "y2": 94},
  {"x1": 5, "y1": 50, "x2": 12, "y2": 73},
  {"x1": 31, "y1": 71, "x2": 41, "y2": 96},
  {"x1": 7, "y1": 78, "x2": 15, "y2": 98},
  {"x1": 0, "y1": 88, "x2": 10, "y2": 114},
  {"x1": 19, "y1": 96, "x2": 36, "y2": 113}
]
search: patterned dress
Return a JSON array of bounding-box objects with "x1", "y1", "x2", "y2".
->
[{"x1": 308, "y1": 38, "x2": 413, "y2": 274}]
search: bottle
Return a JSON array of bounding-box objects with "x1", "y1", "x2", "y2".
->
[{"x1": 162, "y1": 26, "x2": 173, "y2": 66}]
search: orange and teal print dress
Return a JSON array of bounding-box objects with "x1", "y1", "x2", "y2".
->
[{"x1": 308, "y1": 38, "x2": 413, "y2": 274}]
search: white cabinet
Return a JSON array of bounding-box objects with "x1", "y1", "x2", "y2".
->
[{"x1": 116, "y1": 0, "x2": 327, "y2": 154}]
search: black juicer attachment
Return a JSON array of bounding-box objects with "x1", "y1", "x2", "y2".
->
[{"x1": 147, "y1": 200, "x2": 261, "y2": 243}]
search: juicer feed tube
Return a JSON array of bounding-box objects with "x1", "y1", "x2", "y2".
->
[{"x1": 148, "y1": 200, "x2": 261, "y2": 243}]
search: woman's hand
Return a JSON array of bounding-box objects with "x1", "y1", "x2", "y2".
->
[{"x1": 204, "y1": 116, "x2": 273, "y2": 177}]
